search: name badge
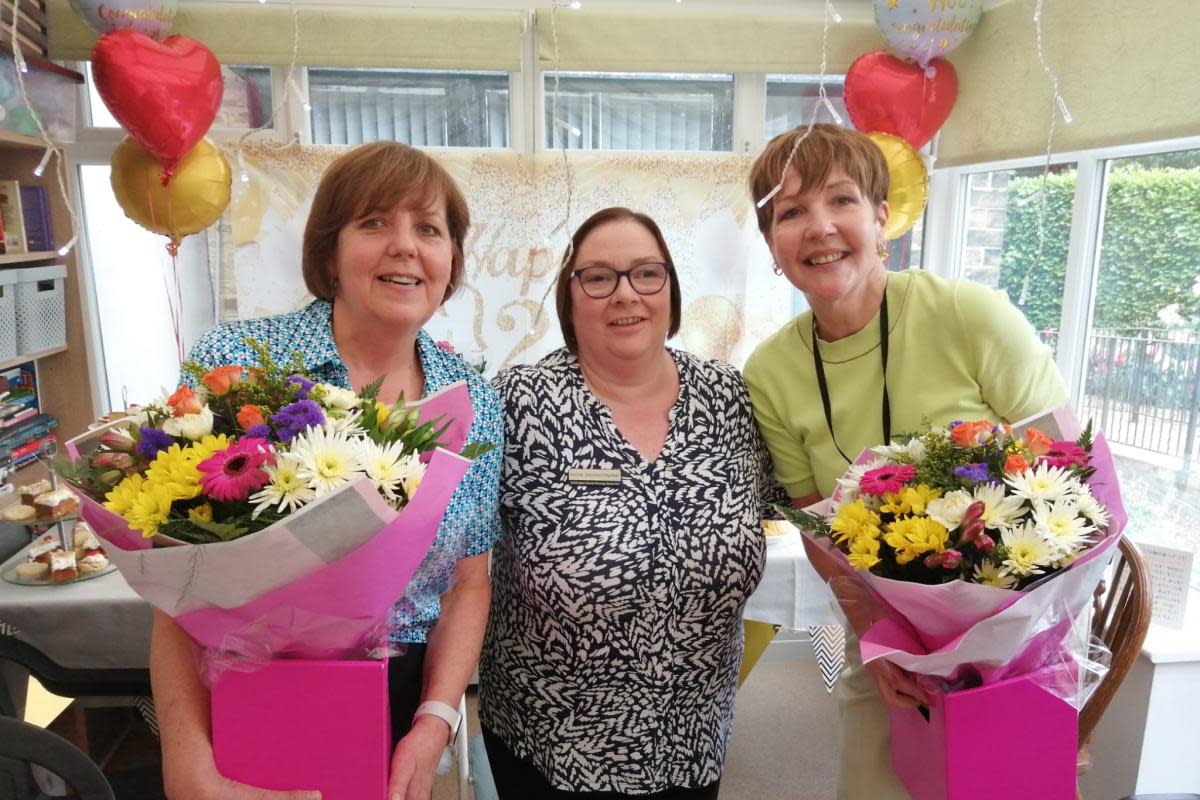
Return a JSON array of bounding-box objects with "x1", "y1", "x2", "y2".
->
[{"x1": 567, "y1": 468, "x2": 622, "y2": 486}]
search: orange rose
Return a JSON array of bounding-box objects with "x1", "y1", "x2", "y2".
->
[
  {"x1": 951, "y1": 420, "x2": 992, "y2": 448},
  {"x1": 166, "y1": 385, "x2": 203, "y2": 417},
  {"x1": 201, "y1": 365, "x2": 244, "y2": 397},
  {"x1": 237, "y1": 404, "x2": 266, "y2": 430},
  {"x1": 1003, "y1": 454, "x2": 1030, "y2": 475},
  {"x1": 1025, "y1": 427, "x2": 1053, "y2": 457}
]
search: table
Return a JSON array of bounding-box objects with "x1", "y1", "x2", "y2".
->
[
  {"x1": 741, "y1": 530, "x2": 844, "y2": 688},
  {"x1": 0, "y1": 547, "x2": 152, "y2": 671}
]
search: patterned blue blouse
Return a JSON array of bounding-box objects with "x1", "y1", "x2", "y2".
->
[{"x1": 186, "y1": 299, "x2": 503, "y2": 643}]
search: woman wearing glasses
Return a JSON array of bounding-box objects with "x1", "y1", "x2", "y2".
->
[{"x1": 478, "y1": 207, "x2": 781, "y2": 798}]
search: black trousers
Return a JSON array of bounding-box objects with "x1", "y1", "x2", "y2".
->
[
  {"x1": 482, "y1": 727, "x2": 721, "y2": 800},
  {"x1": 388, "y1": 643, "x2": 427, "y2": 747}
]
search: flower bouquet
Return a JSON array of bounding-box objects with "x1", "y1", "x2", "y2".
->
[
  {"x1": 53, "y1": 341, "x2": 493, "y2": 799},
  {"x1": 783, "y1": 410, "x2": 1126, "y2": 800}
]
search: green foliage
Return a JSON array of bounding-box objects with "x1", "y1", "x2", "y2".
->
[{"x1": 998, "y1": 167, "x2": 1200, "y2": 333}]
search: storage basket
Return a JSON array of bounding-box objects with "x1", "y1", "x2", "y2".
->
[
  {"x1": 14, "y1": 265, "x2": 66, "y2": 355},
  {"x1": 0, "y1": 270, "x2": 17, "y2": 361}
]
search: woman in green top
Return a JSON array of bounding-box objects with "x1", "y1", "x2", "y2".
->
[{"x1": 741, "y1": 124, "x2": 1067, "y2": 799}]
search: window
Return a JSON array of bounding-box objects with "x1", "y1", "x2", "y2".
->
[
  {"x1": 85, "y1": 64, "x2": 273, "y2": 131},
  {"x1": 543, "y1": 72, "x2": 733, "y2": 152},
  {"x1": 956, "y1": 163, "x2": 1078, "y2": 351},
  {"x1": 1080, "y1": 147, "x2": 1200, "y2": 578},
  {"x1": 78, "y1": 165, "x2": 216, "y2": 410},
  {"x1": 764, "y1": 74, "x2": 848, "y2": 139},
  {"x1": 307, "y1": 68, "x2": 509, "y2": 147}
]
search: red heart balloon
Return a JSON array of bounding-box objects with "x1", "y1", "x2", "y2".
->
[
  {"x1": 845, "y1": 51, "x2": 957, "y2": 151},
  {"x1": 92, "y1": 30, "x2": 223, "y2": 180}
]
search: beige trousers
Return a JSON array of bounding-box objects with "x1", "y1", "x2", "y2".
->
[{"x1": 835, "y1": 628, "x2": 912, "y2": 800}]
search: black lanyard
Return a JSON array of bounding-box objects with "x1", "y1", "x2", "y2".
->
[{"x1": 811, "y1": 292, "x2": 891, "y2": 465}]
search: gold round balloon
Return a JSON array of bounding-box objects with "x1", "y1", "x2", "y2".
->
[
  {"x1": 866, "y1": 131, "x2": 928, "y2": 240},
  {"x1": 110, "y1": 137, "x2": 231, "y2": 247}
]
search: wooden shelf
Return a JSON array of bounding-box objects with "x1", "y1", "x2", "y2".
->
[
  {"x1": 0, "y1": 250, "x2": 57, "y2": 265},
  {"x1": 0, "y1": 129, "x2": 55, "y2": 150},
  {"x1": 0, "y1": 346, "x2": 66, "y2": 372}
]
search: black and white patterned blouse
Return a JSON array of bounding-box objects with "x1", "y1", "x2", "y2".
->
[{"x1": 478, "y1": 348, "x2": 782, "y2": 793}]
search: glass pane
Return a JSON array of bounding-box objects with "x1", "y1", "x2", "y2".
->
[
  {"x1": 78, "y1": 164, "x2": 216, "y2": 411},
  {"x1": 764, "y1": 74, "x2": 848, "y2": 139},
  {"x1": 86, "y1": 64, "x2": 273, "y2": 131},
  {"x1": 1082, "y1": 148, "x2": 1200, "y2": 586},
  {"x1": 958, "y1": 164, "x2": 1078, "y2": 352},
  {"x1": 308, "y1": 68, "x2": 510, "y2": 147},
  {"x1": 543, "y1": 71, "x2": 733, "y2": 152}
]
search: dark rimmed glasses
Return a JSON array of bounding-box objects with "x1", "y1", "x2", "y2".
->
[{"x1": 570, "y1": 261, "x2": 672, "y2": 299}]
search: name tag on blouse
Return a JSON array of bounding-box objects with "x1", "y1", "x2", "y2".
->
[{"x1": 567, "y1": 468, "x2": 622, "y2": 486}]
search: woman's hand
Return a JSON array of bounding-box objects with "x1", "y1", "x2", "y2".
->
[
  {"x1": 164, "y1": 761, "x2": 320, "y2": 800},
  {"x1": 386, "y1": 716, "x2": 451, "y2": 800},
  {"x1": 865, "y1": 659, "x2": 932, "y2": 710}
]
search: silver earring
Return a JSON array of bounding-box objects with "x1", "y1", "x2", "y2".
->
[{"x1": 772, "y1": 263, "x2": 783, "y2": 276}]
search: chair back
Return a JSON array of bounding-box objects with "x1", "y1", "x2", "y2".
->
[
  {"x1": 1079, "y1": 536, "x2": 1152, "y2": 744},
  {"x1": 0, "y1": 716, "x2": 115, "y2": 800}
]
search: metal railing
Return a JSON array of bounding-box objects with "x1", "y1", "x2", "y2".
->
[{"x1": 1067, "y1": 328, "x2": 1200, "y2": 468}]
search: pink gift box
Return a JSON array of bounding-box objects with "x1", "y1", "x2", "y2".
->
[
  {"x1": 212, "y1": 659, "x2": 391, "y2": 800},
  {"x1": 889, "y1": 673, "x2": 1078, "y2": 800}
]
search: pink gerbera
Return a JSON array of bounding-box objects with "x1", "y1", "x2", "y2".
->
[
  {"x1": 198, "y1": 437, "x2": 276, "y2": 503},
  {"x1": 859, "y1": 463, "x2": 916, "y2": 496},
  {"x1": 1039, "y1": 441, "x2": 1090, "y2": 470}
]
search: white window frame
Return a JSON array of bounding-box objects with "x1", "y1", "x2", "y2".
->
[{"x1": 926, "y1": 134, "x2": 1200, "y2": 411}]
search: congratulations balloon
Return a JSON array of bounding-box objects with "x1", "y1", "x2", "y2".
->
[
  {"x1": 845, "y1": 51, "x2": 958, "y2": 151},
  {"x1": 68, "y1": 0, "x2": 177, "y2": 40},
  {"x1": 866, "y1": 132, "x2": 927, "y2": 240},
  {"x1": 874, "y1": 0, "x2": 983, "y2": 70},
  {"x1": 92, "y1": 30, "x2": 224, "y2": 182},
  {"x1": 111, "y1": 137, "x2": 231, "y2": 249}
]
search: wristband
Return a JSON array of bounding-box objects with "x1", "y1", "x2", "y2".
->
[{"x1": 413, "y1": 700, "x2": 462, "y2": 745}]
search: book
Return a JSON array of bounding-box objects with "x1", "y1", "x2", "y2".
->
[
  {"x1": 0, "y1": 180, "x2": 26, "y2": 254},
  {"x1": 19, "y1": 184, "x2": 51, "y2": 252}
]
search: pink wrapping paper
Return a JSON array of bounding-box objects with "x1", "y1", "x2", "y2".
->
[{"x1": 67, "y1": 382, "x2": 476, "y2": 663}]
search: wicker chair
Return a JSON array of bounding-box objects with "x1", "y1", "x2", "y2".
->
[{"x1": 1077, "y1": 536, "x2": 1153, "y2": 799}]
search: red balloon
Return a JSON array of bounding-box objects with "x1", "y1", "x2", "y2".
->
[
  {"x1": 844, "y1": 51, "x2": 958, "y2": 151},
  {"x1": 92, "y1": 30, "x2": 223, "y2": 180}
]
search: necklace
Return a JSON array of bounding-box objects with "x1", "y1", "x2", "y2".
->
[{"x1": 810, "y1": 291, "x2": 891, "y2": 465}]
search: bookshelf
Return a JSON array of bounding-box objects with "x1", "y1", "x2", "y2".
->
[{"x1": 0, "y1": 117, "x2": 94, "y2": 458}]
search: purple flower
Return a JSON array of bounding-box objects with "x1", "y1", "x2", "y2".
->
[
  {"x1": 954, "y1": 463, "x2": 992, "y2": 483},
  {"x1": 272, "y1": 399, "x2": 325, "y2": 442},
  {"x1": 286, "y1": 374, "x2": 315, "y2": 400},
  {"x1": 245, "y1": 423, "x2": 273, "y2": 440},
  {"x1": 136, "y1": 427, "x2": 174, "y2": 459}
]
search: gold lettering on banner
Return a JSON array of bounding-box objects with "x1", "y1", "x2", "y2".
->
[
  {"x1": 929, "y1": 0, "x2": 971, "y2": 10},
  {"x1": 496, "y1": 298, "x2": 551, "y2": 369},
  {"x1": 893, "y1": 19, "x2": 975, "y2": 34}
]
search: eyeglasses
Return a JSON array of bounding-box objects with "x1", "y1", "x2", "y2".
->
[{"x1": 570, "y1": 262, "x2": 672, "y2": 299}]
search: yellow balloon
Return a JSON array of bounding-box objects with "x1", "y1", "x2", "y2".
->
[
  {"x1": 866, "y1": 131, "x2": 928, "y2": 240},
  {"x1": 110, "y1": 137, "x2": 231, "y2": 247}
]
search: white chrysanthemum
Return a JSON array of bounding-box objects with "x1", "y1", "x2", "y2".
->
[
  {"x1": 872, "y1": 438, "x2": 927, "y2": 464},
  {"x1": 356, "y1": 439, "x2": 423, "y2": 502},
  {"x1": 972, "y1": 482, "x2": 1028, "y2": 530},
  {"x1": 1000, "y1": 521, "x2": 1057, "y2": 577},
  {"x1": 314, "y1": 384, "x2": 359, "y2": 411},
  {"x1": 1074, "y1": 489, "x2": 1111, "y2": 529},
  {"x1": 161, "y1": 406, "x2": 214, "y2": 441},
  {"x1": 329, "y1": 408, "x2": 366, "y2": 436},
  {"x1": 1031, "y1": 501, "x2": 1094, "y2": 558},
  {"x1": 289, "y1": 423, "x2": 363, "y2": 495},
  {"x1": 926, "y1": 489, "x2": 975, "y2": 530},
  {"x1": 972, "y1": 560, "x2": 1018, "y2": 589},
  {"x1": 250, "y1": 456, "x2": 317, "y2": 517},
  {"x1": 1004, "y1": 463, "x2": 1078, "y2": 504}
]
